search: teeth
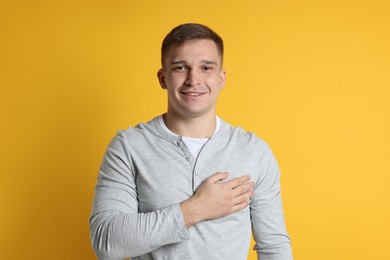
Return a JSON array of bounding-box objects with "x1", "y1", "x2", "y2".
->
[
  {"x1": 180, "y1": 91, "x2": 205, "y2": 96},
  {"x1": 181, "y1": 92, "x2": 202, "y2": 96}
]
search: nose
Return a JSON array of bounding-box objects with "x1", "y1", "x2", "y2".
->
[{"x1": 184, "y1": 69, "x2": 201, "y2": 87}]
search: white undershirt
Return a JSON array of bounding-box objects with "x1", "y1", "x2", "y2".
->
[{"x1": 158, "y1": 115, "x2": 221, "y2": 158}]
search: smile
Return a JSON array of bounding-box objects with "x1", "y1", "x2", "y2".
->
[{"x1": 180, "y1": 91, "x2": 206, "y2": 96}]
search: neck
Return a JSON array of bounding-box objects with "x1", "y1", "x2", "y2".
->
[{"x1": 163, "y1": 112, "x2": 216, "y2": 138}]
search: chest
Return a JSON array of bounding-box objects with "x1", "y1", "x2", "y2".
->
[{"x1": 132, "y1": 138, "x2": 261, "y2": 212}]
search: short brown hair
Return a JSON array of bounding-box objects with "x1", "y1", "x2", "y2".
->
[{"x1": 161, "y1": 23, "x2": 224, "y2": 65}]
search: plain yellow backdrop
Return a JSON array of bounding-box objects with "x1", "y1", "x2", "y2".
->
[{"x1": 1, "y1": 0, "x2": 389, "y2": 259}]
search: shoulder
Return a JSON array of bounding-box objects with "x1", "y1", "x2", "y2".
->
[
  {"x1": 109, "y1": 116, "x2": 164, "y2": 150},
  {"x1": 219, "y1": 119, "x2": 271, "y2": 152}
]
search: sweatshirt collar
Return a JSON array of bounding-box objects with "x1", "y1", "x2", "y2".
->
[{"x1": 150, "y1": 115, "x2": 227, "y2": 143}]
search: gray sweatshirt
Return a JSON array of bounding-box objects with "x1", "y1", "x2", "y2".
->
[{"x1": 89, "y1": 116, "x2": 292, "y2": 260}]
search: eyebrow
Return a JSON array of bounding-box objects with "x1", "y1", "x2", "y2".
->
[{"x1": 170, "y1": 60, "x2": 218, "y2": 66}]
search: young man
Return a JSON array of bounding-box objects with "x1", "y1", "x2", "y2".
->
[{"x1": 90, "y1": 23, "x2": 292, "y2": 260}]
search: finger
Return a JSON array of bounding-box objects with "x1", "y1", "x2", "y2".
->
[
  {"x1": 231, "y1": 200, "x2": 250, "y2": 213},
  {"x1": 232, "y1": 190, "x2": 254, "y2": 206},
  {"x1": 207, "y1": 172, "x2": 229, "y2": 184},
  {"x1": 232, "y1": 181, "x2": 255, "y2": 196},
  {"x1": 225, "y1": 175, "x2": 251, "y2": 189}
]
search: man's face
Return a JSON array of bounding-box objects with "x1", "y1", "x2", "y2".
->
[{"x1": 158, "y1": 39, "x2": 226, "y2": 119}]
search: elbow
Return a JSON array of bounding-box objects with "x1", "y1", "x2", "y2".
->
[
  {"x1": 91, "y1": 246, "x2": 111, "y2": 260},
  {"x1": 90, "y1": 223, "x2": 110, "y2": 260},
  {"x1": 255, "y1": 239, "x2": 293, "y2": 260},
  {"x1": 89, "y1": 212, "x2": 143, "y2": 259},
  {"x1": 89, "y1": 214, "x2": 120, "y2": 260},
  {"x1": 91, "y1": 245, "x2": 117, "y2": 260}
]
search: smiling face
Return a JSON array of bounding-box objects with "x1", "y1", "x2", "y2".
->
[{"x1": 158, "y1": 39, "x2": 226, "y2": 119}]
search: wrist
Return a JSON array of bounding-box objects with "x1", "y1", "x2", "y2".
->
[{"x1": 180, "y1": 197, "x2": 203, "y2": 228}]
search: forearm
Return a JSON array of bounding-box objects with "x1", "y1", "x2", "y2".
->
[{"x1": 89, "y1": 204, "x2": 189, "y2": 259}]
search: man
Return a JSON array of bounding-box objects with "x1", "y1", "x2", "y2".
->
[{"x1": 90, "y1": 23, "x2": 292, "y2": 260}]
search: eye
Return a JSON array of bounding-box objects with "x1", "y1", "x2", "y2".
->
[
  {"x1": 202, "y1": 66, "x2": 214, "y2": 71},
  {"x1": 175, "y1": 65, "x2": 187, "y2": 71}
]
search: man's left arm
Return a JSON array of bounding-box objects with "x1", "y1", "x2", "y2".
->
[{"x1": 250, "y1": 144, "x2": 293, "y2": 260}]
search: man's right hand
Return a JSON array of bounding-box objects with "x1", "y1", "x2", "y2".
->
[{"x1": 180, "y1": 172, "x2": 255, "y2": 228}]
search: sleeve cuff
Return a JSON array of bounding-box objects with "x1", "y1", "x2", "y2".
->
[{"x1": 172, "y1": 204, "x2": 190, "y2": 240}]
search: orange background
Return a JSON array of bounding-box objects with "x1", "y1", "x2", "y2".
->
[{"x1": 1, "y1": 1, "x2": 389, "y2": 259}]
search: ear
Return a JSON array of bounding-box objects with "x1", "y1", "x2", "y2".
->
[
  {"x1": 157, "y1": 69, "x2": 167, "y2": 89},
  {"x1": 219, "y1": 69, "x2": 226, "y2": 90}
]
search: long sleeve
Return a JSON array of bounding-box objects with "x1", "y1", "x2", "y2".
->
[
  {"x1": 89, "y1": 133, "x2": 189, "y2": 260},
  {"x1": 250, "y1": 144, "x2": 293, "y2": 260}
]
